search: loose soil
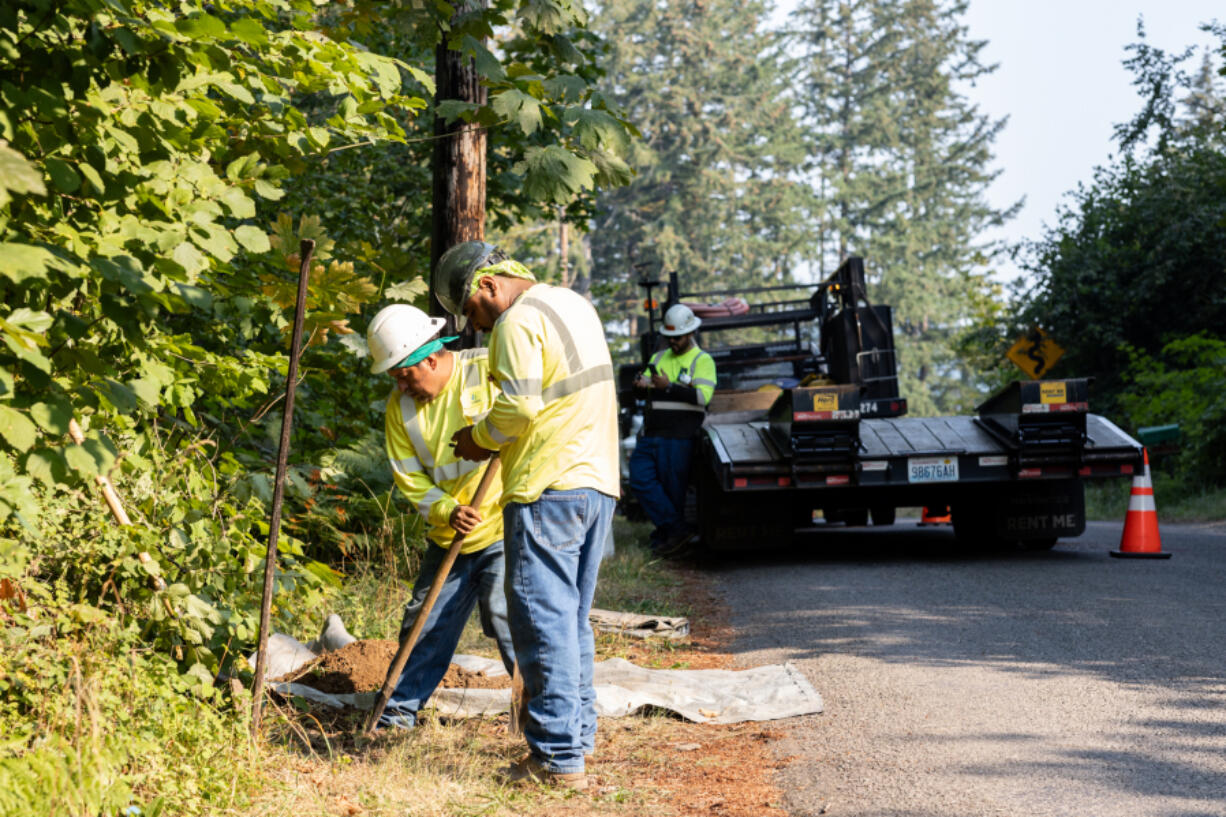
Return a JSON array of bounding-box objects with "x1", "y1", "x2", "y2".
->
[
  {"x1": 264, "y1": 556, "x2": 790, "y2": 817},
  {"x1": 289, "y1": 638, "x2": 513, "y2": 694}
]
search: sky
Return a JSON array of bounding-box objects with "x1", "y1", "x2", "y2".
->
[{"x1": 959, "y1": 1, "x2": 1222, "y2": 281}]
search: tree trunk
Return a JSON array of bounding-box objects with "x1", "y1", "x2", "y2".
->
[{"x1": 430, "y1": 1, "x2": 488, "y2": 332}]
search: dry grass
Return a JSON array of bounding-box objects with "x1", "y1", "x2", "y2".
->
[{"x1": 231, "y1": 519, "x2": 787, "y2": 817}]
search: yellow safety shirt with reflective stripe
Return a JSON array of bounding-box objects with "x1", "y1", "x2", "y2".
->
[
  {"x1": 640, "y1": 344, "x2": 717, "y2": 438},
  {"x1": 471, "y1": 284, "x2": 620, "y2": 506},
  {"x1": 384, "y1": 348, "x2": 504, "y2": 554},
  {"x1": 642, "y1": 345, "x2": 717, "y2": 408}
]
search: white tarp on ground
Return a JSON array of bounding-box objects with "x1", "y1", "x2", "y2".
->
[{"x1": 271, "y1": 654, "x2": 823, "y2": 725}]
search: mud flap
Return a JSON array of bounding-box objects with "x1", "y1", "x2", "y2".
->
[{"x1": 993, "y1": 480, "x2": 1085, "y2": 541}]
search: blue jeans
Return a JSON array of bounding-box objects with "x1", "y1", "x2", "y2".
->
[
  {"x1": 504, "y1": 489, "x2": 614, "y2": 774},
  {"x1": 628, "y1": 435, "x2": 694, "y2": 544},
  {"x1": 380, "y1": 539, "x2": 516, "y2": 728}
]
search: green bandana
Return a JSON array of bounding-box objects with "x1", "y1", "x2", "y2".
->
[
  {"x1": 467, "y1": 258, "x2": 536, "y2": 296},
  {"x1": 394, "y1": 336, "x2": 459, "y2": 369}
]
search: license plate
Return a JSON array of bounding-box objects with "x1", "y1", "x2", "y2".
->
[{"x1": 908, "y1": 456, "x2": 959, "y2": 483}]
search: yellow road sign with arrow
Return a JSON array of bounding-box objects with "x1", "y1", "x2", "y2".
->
[{"x1": 1006, "y1": 327, "x2": 1065, "y2": 379}]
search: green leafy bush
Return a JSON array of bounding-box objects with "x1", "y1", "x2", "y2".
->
[{"x1": 1118, "y1": 333, "x2": 1226, "y2": 484}]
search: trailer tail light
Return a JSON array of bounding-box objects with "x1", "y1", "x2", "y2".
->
[
  {"x1": 1121, "y1": 464, "x2": 1134, "y2": 475},
  {"x1": 1078, "y1": 466, "x2": 1092, "y2": 476},
  {"x1": 778, "y1": 476, "x2": 791, "y2": 487},
  {"x1": 826, "y1": 474, "x2": 850, "y2": 486},
  {"x1": 1021, "y1": 401, "x2": 1089, "y2": 414},
  {"x1": 733, "y1": 477, "x2": 748, "y2": 489}
]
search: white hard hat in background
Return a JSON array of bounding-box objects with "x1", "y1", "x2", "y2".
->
[
  {"x1": 659, "y1": 303, "x2": 701, "y2": 336},
  {"x1": 367, "y1": 304, "x2": 447, "y2": 374}
]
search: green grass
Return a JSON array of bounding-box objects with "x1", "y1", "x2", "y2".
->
[{"x1": 1085, "y1": 470, "x2": 1226, "y2": 523}]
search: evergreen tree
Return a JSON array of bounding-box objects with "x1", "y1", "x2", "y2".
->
[
  {"x1": 790, "y1": 0, "x2": 1016, "y2": 414},
  {"x1": 587, "y1": 0, "x2": 811, "y2": 352}
]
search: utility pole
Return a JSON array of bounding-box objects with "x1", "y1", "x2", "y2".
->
[{"x1": 429, "y1": 0, "x2": 488, "y2": 333}]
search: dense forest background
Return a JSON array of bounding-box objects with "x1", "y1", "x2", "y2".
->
[{"x1": 2, "y1": 0, "x2": 1225, "y2": 811}]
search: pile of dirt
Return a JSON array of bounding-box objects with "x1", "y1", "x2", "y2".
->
[
  {"x1": 291, "y1": 639, "x2": 512, "y2": 695},
  {"x1": 302, "y1": 639, "x2": 398, "y2": 694},
  {"x1": 440, "y1": 663, "x2": 512, "y2": 690}
]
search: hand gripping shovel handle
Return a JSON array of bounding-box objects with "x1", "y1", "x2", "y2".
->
[{"x1": 364, "y1": 455, "x2": 500, "y2": 735}]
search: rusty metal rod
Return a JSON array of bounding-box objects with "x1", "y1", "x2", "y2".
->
[{"x1": 251, "y1": 238, "x2": 314, "y2": 737}]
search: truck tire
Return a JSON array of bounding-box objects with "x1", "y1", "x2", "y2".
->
[
  {"x1": 824, "y1": 507, "x2": 868, "y2": 526},
  {"x1": 951, "y1": 504, "x2": 1006, "y2": 551},
  {"x1": 870, "y1": 505, "x2": 896, "y2": 526}
]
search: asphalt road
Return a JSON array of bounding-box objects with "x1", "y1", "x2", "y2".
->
[{"x1": 714, "y1": 520, "x2": 1226, "y2": 817}]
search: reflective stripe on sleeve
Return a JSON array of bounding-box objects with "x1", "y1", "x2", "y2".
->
[
  {"x1": 390, "y1": 456, "x2": 423, "y2": 475},
  {"x1": 416, "y1": 486, "x2": 447, "y2": 517},
  {"x1": 650, "y1": 400, "x2": 706, "y2": 412},
  {"x1": 541, "y1": 363, "x2": 614, "y2": 403},
  {"x1": 691, "y1": 378, "x2": 716, "y2": 388},
  {"x1": 501, "y1": 378, "x2": 543, "y2": 397},
  {"x1": 431, "y1": 458, "x2": 483, "y2": 485},
  {"x1": 487, "y1": 423, "x2": 518, "y2": 444}
]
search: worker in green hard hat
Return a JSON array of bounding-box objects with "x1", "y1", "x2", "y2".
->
[{"x1": 433, "y1": 241, "x2": 619, "y2": 791}]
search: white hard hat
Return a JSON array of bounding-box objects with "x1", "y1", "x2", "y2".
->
[
  {"x1": 659, "y1": 303, "x2": 701, "y2": 336},
  {"x1": 367, "y1": 304, "x2": 447, "y2": 374}
]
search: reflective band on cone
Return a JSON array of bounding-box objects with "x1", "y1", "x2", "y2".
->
[{"x1": 1111, "y1": 448, "x2": 1171, "y2": 559}]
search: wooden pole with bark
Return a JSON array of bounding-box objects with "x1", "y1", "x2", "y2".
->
[{"x1": 430, "y1": 0, "x2": 489, "y2": 338}]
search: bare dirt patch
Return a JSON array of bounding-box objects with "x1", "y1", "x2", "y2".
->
[
  {"x1": 259, "y1": 554, "x2": 790, "y2": 817},
  {"x1": 287, "y1": 638, "x2": 512, "y2": 695}
]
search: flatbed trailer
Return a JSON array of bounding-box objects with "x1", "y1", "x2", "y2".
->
[
  {"x1": 697, "y1": 408, "x2": 1142, "y2": 551},
  {"x1": 620, "y1": 257, "x2": 1144, "y2": 552}
]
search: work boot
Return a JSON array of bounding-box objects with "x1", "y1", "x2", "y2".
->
[
  {"x1": 654, "y1": 529, "x2": 698, "y2": 559},
  {"x1": 505, "y1": 754, "x2": 588, "y2": 791}
]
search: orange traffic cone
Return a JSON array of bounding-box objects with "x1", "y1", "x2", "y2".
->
[
  {"x1": 1110, "y1": 449, "x2": 1171, "y2": 559},
  {"x1": 918, "y1": 505, "x2": 951, "y2": 526}
]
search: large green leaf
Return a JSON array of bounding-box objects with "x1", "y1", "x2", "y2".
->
[
  {"x1": 492, "y1": 88, "x2": 543, "y2": 135},
  {"x1": 0, "y1": 405, "x2": 37, "y2": 452},
  {"x1": 45, "y1": 157, "x2": 81, "y2": 193},
  {"x1": 0, "y1": 142, "x2": 46, "y2": 205}
]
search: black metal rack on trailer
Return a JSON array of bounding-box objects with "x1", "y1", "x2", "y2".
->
[{"x1": 618, "y1": 257, "x2": 1144, "y2": 552}]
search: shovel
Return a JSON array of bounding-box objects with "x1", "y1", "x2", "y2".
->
[{"x1": 364, "y1": 455, "x2": 501, "y2": 736}]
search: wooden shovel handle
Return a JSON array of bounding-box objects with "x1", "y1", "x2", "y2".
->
[{"x1": 364, "y1": 455, "x2": 501, "y2": 735}]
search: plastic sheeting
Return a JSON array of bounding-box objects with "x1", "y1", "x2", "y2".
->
[{"x1": 271, "y1": 654, "x2": 823, "y2": 725}]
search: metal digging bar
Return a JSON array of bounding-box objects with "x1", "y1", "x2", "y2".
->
[
  {"x1": 251, "y1": 238, "x2": 315, "y2": 737},
  {"x1": 364, "y1": 455, "x2": 501, "y2": 736}
]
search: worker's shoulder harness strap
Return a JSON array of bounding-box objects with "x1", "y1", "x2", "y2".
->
[{"x1": 500, "y1": 288, "x2": 613, "y2": 404}]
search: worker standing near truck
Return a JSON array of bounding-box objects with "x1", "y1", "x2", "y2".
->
[
  {"x1": 366, "y1": 304, "x2": 516, "y2": 731},
  {"x1": 435, "y1": 242, "x2": 619, "y2": 792},
  {"x1": 630, "y1": 303, "x2": 717, "y2": 556}
]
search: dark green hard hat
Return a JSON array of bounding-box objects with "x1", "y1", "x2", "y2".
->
[{"x1": 432, "y1": 241, "x2": 506, "y2": 329}]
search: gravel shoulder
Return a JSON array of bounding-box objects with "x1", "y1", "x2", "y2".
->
[{"x1": 714, "y1": 522, "x2": 1226, "y2": 817}]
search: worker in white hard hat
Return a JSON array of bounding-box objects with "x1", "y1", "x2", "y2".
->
[
  {"x1": 630, "y1": 303, "x2": 717, "y2": 557},
  {"x1": 433, "y1": 241, "x2": 618, "y2": 792},
  {"x1": 365, "y1": 303, "x2": 515, "y2": 731}
]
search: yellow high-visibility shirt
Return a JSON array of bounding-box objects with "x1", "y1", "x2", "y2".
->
[
  {"x1": 384, "y1": 348, "x2": 504, "y2": 553},
  {"x1": 471, "y1": 284, "x2": 620, "y2": 506},
  {"x1": 640, "y1": 344, "x2": 717, "y2": 438}
]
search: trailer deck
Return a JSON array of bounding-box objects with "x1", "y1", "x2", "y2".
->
[{"x1": 704, "y1": 413, "x2": 1142, "y2": 491}]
